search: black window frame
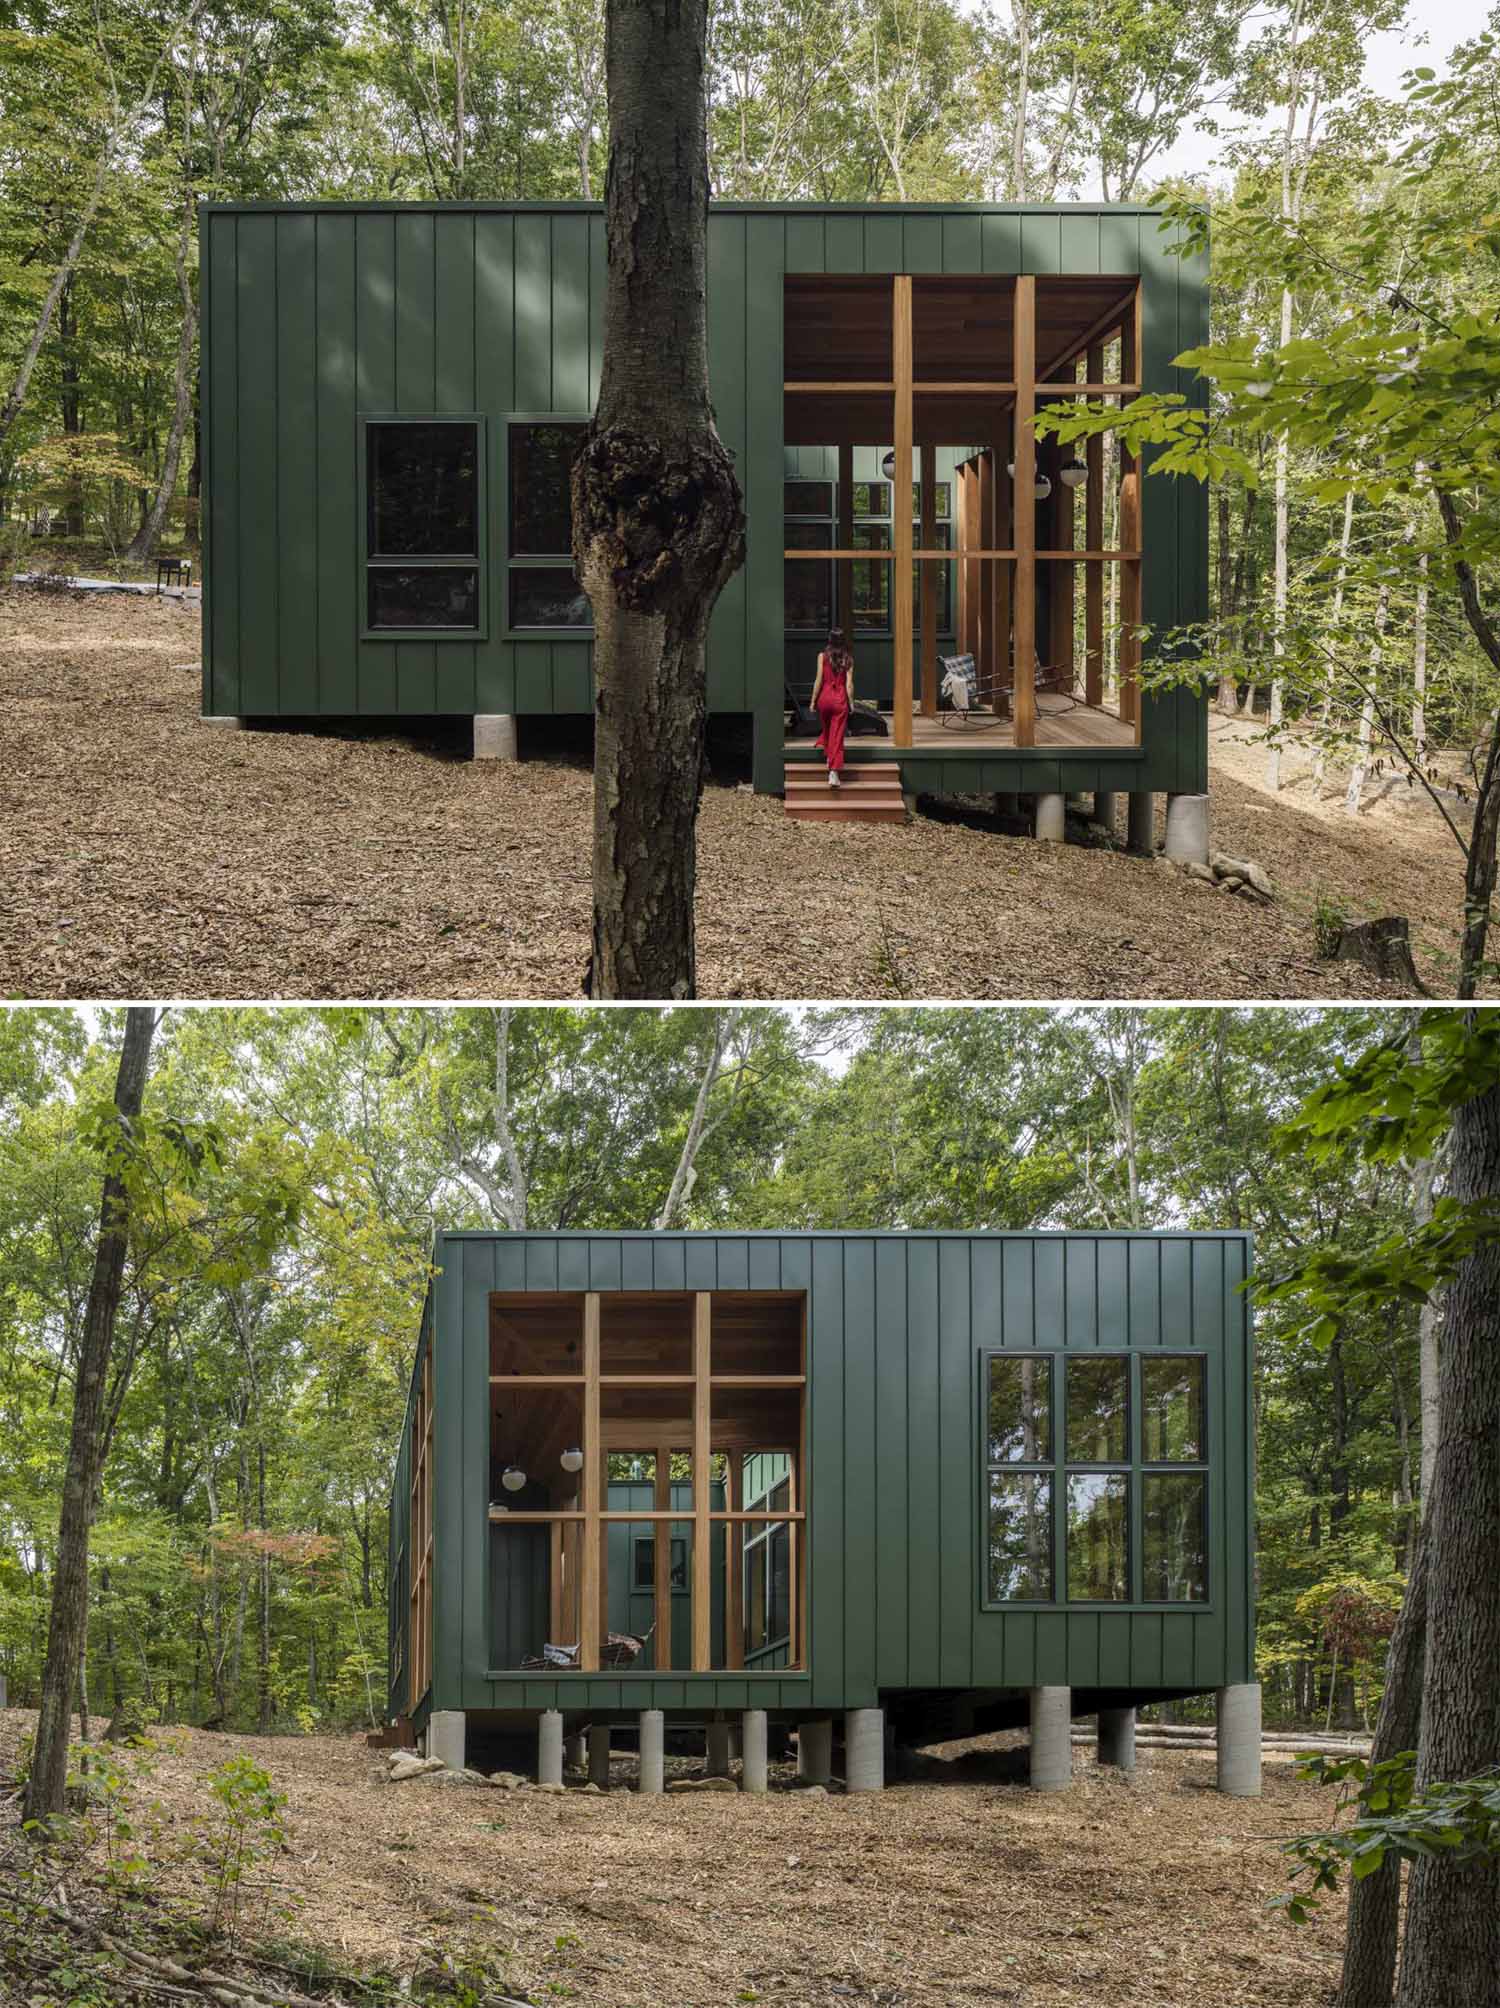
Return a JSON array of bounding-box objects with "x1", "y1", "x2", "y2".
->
[
  {"x1": 503, "y1": 413, "x2": 594, "y2": 638},
  {"x1": 979, "y1": 1348, "x2": 1212, "y2": 1611},
  {"x1": 784, "y1": 476, "x2": 834, "y2": 635},
  {"x1": 359, "y1": 414, "x2": 487, "y2": 641},
  {"x1": 742, "y1": 1473, "x2": 793, "y2": 1660}
]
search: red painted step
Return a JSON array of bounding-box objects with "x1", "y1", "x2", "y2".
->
[{"x1": 784, "y1": 762, "x2": 907, "y2": 823}]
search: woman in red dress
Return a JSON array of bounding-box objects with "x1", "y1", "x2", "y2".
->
[{"x1": 809, "y1": 627, "x2": 854, "y2": 788}]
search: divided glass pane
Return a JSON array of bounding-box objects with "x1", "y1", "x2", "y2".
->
[
  {"x1": 987, "y1": 1472, "x2": 1053, "y2": 1600},
  {"x1": 509, "y1": 566, "x2": 591, "y2": 630},
  {"x1": 367, "y1": 565, "x2": 478, "y2": 631},
  {"x1": 1066, "y1": 1473, "x2": 1128, "y2": 1601},
  {"x1": 987, "y1": 1355, "x2": 1051, "y2": 1462},
  {"x1": 784, "y1": 479, "x2": 833, "y2": 515},
  {"x1": 853, "y1": 522, "x2": 891, "y2": 628},
  {"x1": 1066, "y1": 1356, "x2": 1129, "y2": 1463},
  {"x1": 508, "y1": 421, "x2": 584, "y2": 557},
  {"x1": 368, "y1": 421, "x2": 478, "y2": 556},
  {"x1": 1143, "y1": 1472, "x2": 1207, "y2": 1601},
  {"x1": 1141, "y1": 1356, "x2": 1206, "y2": 1462},
  {"x1": 852, "y1": 480, "x2": 891, "y2": 517}
]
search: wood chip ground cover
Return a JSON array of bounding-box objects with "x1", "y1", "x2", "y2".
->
[
  {"x1": 0, "y1": 594, "x2": 1474, "y2": 999},
  {"x1": 0, "y1": 1712, "x2": 1349, "y2": 2006}
]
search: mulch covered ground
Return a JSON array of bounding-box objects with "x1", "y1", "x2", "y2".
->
[
  {"x1": 0, "y1": 590, "x2": 1471, "y2": 1000},
  {"x1": 0, "y1": 1710, "x2": 1349, "y2": 2007}
]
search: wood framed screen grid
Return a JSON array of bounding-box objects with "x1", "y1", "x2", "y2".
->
[
  {"x1": 783, "y1": 272, "x2": 1143, "y2": 748},
  {"x1": 487, "y1": 1290, "x2": 807, "y2": 1673},
  {"x1": 408, "y1": 1336, "x2": 434, "y2": 1703}
]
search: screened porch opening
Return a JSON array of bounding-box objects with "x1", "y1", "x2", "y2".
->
[
  {"x1": 783, "y1": 272, "x2": 1144, "y2": 751},
  {"x1": 486, "y1": 1290, "x2": 806, "y2": 1675}
]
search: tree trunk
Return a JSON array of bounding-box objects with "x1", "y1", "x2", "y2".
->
[
  {"x1": 127, "y1": 183, "x2": 197, "y2": 562},
  {"x1": 1394, "y1": 1060, "x2": 1500, "y2": 2008},
  {"x1": 572, "y1": 0, "x2": 745, "y2": 998},
  {"x1": 1334, "y1": 1526, "x2": 1429, "y2": 2008},
  {"x1": 22, "y1": 1007, "x2": 158, "y2": 1829},
  {"x1": 1345, "y1": 576, "x2": 1392, "y2": 816}
]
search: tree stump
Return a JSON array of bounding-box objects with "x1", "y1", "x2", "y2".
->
[{"x1": 1324, "y1": 916, "x2": 1426, "y2": 992}]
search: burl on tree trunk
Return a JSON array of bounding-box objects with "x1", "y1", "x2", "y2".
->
[{"x1": 572, "y1": 0, "x2": 745, "y2": 1000}]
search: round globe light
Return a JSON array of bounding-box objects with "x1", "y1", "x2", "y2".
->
[
  {"x1": 559, "y1": 1446, "x2": 584, "y2": 1473},
  {"x1": 501, "y1": 1465, "x2": 527, "y2": 1492}
]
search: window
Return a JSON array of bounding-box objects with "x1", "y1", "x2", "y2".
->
[
  {"x1": 506, "y1": 419, "x2": 592, "y2": 631},
  {"x1": 364, "y1": 419, "x2": 481, "y2": 633},
  {"x1": 743, "y1": 1477, "x2": 792, "y2": 1657},
  {"x1": 982, "y1": 1350, "x2": 1209, "y2": 1606},
  {"x1": 785, "y1": 483, "x2": 833, "y2": 631},
  {"x1": 634, "y1": 1535, "x2": 687, "y2": 1591}
]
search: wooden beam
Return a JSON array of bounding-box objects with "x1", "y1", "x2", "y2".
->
[
  {"x1": 692, "y1": 1293, "x2": 712, "y2": 1672},
  {"x1": 1085, "y1": 339, "x2": 1105, "y2": 709},
  {"x1": 892, "y1": 275, "x2": 914, "y2": 749},
  {"x1": 996, "y1": 412, "x2": 1012, "y2": 703},
  {"x1": 1013, "y1": 274, "x2": 1037, "y2": 747},
  {"x1": 919, "y1": 440, "x2": 937, "y2": 716},
  {"x1": 579, "y1": 1293, "x2": 601, "y2": 1672},
  {"x1": 977, "y1": 448, "x2": 996, "y2": 699},
  {"x1": 726, "y1": 1457, "x2": 744, "y2": 1669},
  {"x1": 1048, "y1": 440, "x2": 1075, "y2": 688},
  {"x1": 784, "y1": 379, "x2": 894, "y2": 392},
  {"x1": 837, "y1": 442, "x2": 854, "y2": 636},
  {"x1": 654, "y1": 1440, "x2": 671, "y2": 1672}
]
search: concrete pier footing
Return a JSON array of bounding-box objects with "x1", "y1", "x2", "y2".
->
[
  {"x1": 1093, "y1": 790, "x2": 1119, "y2": 833},
  {"x1": 428, "y1": 1710, "x2": 465, "y2": 1770},
  {"x1": 1127, "y1": 791, "x2": 1155, "y2": 855},
  {"x1": 1097, "y1": 1707, "x2": 1136, "y2": 1770},
  {"x1": 1216, "y1": 1684, "x2": 1262, "y2": 1797},
  {"x1": 1029, "y1": 1686, "x2": 1072, "y2": 1792},
  {"x1": 797, "y1": 1718, "x2": 833, "y2": 1785},
  {"x1": 538, "y1": 1710, "x2": 564, "y2": 1786},
  {"x1": 563, "y1": 1732, "x2": 585, "y2": 1772},
  {"x1": 706, "y1": 1720, "x2": 732, "y2": 1776},
  {"x1": 1163, "y1": 790, "x2": 1211, "y2": 863},
  {"x1": 200, "y1": 714, "x2": 245, "y2": 730},
  {"x1": 992, "y1": 791, "x2": 1022, "y2": 820},
  {"x1": 844, "y1": 1708, "x2": 885, "y2": 1793},
  {"x1": 1034, "y1": 793, "x2": 1067, "y2": 842},
  {"x1": 741, "y1": 1710, "x2": 768, "y2": 1793},
  {"x1": 638, "y1": 1711, "x2": 665, "y2": 1795},
  {"x1": 473, "y1": 713, "x2": 519, "y2": 761},
  {"x1": 588, "y1": 1723, "x2": 611, "y2": 1789}
]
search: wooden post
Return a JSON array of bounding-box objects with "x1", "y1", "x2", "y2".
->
[
  {"x1": 1048, "y1": 427, "x2": 1075, "y2": 691},
  {"x1": 653, "y1": 1439, "x2": 671, "y2": 1671},
  {"x1": 692, "y1": 1293, "x2": 712, "y2": 1671},
  {"x1": 837, "y1": 442, "x2": 854, "y2": 636},
  {"x1": 1013, "y1": 274, "x2": 1037, "y2": 746},
  {"x1": 580, "y1": 1294, "x2": 601, "y2": 1671},
  {"x1": 963, "y1": 459, "x2": 975, "y2": 650},
  {"x1": 977, "y1": 448, "x2": 995, "y2": 700},
  {"x1": 1085, "y1": 340, "x2": 1105, "y2": 706},
  {"x1": 1119, "y1": 285, "x2": 1142, "y2": 737},
  {"x1": 995, "y1": 415, "x2": 1012, "y2": 709},
  {"x1": 892, "y1": 275, "x2": 913, "y2": 749},
  {"x1": 726, "y1": 1456, "x2": 744, "y2": 1669},
  {"x1": 919, "y1": 439, "x2": 938, "y2": 715}
]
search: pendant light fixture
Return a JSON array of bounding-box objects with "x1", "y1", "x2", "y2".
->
[
  {"x1": 501, "y1": 1464, "x2": 527, "y2": 1492},
  {"x1": 1007, "y1": 461, "x2": 1053, "y2": 502},
  {"x1": 559, "y1": 1446, "x2": 584, "y2": 1474},
  {"x1": 880, "y1": 449, "x2": 896, "y2": 481},
  {"x1": 1059, "y1": 458, "x2": 1088, "y2": 489}
]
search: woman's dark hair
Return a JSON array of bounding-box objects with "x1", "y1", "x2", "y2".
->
[{"x1": 826, "y1": 627, "x2": 851, "y2": 664}]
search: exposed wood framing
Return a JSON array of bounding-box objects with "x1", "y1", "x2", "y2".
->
[
  {"x1": 1084, "y1": 341, "x2": 1105, "y2": 706},
  {"x1": 892, "y1": 275, "x2": 914, "y2": 748},
  {"x1": 978, "y1": 448, "x2": 996, "y2": 695},
  {"x1": 726, "y1": 1456, "x2": 744, "y2": 1669},
  {"x1": 653, "y1": 1438, "x2": 671, "y2": 1671},
  {"x1": 579, "y1": 1294, "x2": 601, "y2": 1671},
  {"x1": 996, "y1": 413, "x2": 1012, "y2": 703},
  {"x1": 1012, "y1": 274, "x2": 1037, "y2": 746},
  {"x1": 1120, "y1": 287, "x2": 1143, "y2": 737},
  {"x1": 1047, "y1": 436, "x2": 1075, "y2": 687},
  {"x1": 692, "y1": 1293, "x2": 712, "y2": 1670},
  {"x1": 919, "y1": 439, "x2": 937, "y2": 714},
  {"x1": 837, "y1": 442, "x2": 854, "y2": 637}
]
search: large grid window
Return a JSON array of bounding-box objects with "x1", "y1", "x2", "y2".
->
[
  {"x1": 784, "y1": 481, "x2": 833, "y2": 630},
  {"x1": 507, "y1": 419, "x2": 592, "y2": 631},
  {"x1": 364, "y1": 418, "x2": 481, "y2": 633},
  {"x1": 983, "y1": 1351, "x2": 1208, "y2": 1607},
  {"x1": 743, "y1": 1476, "x2": 792, "y2": 1658}
]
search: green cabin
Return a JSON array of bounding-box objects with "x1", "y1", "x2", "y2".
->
[
  {"x1": 386, "y1": 1229, "x2": 1261, "y2": 1795},
  {"x1": 200, "y1": 202, "x2": 1210, "y2": 807}
]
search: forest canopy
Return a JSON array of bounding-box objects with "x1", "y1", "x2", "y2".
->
[{"x1": 0, "y1": 1004, "x2": 1448, "y2": 1736}]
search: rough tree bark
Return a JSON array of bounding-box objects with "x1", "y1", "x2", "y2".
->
[
  {"x1": 1332, "y1": 1526, "x2": 1428, "y2": 2008},
  {"x1": 572, "y1": 0, "x2": 745, "y2": 999},
  {"x1": 22, "y1": 1007, "x2": 158, "y2": 1830},
  {"x1": 1393, "y1": 1054, "x2": 1500, "y2": 2008}
]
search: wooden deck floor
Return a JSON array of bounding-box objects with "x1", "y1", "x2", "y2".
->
[{"x1": 779, "y1": 693, "x2": 1134, "y2": 754}]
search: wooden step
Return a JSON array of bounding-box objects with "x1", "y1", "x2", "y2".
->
[{"x1": 784, "y1": 762, "x2": 907, "y2": 823}]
